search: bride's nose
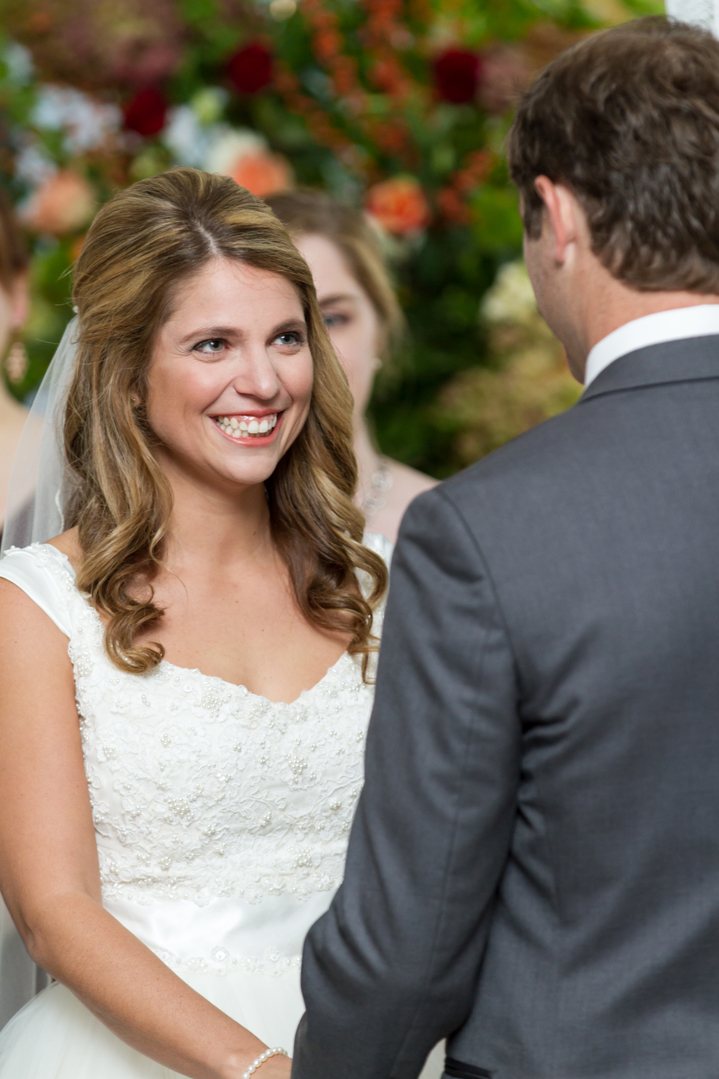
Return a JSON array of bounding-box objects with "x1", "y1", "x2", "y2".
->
[{"x1": 231, "y1": 343, "x2": 281, "y2": 401}]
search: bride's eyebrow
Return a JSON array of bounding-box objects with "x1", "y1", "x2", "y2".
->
[
  {"x1": 178, "y1": 325, "x2": 237, "y2": 343},
  {"x1": 271, "y1": 317, "x2": 307, "y2": 335}
]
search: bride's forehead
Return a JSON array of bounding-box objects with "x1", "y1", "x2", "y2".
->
[
  {"x1": 166, "y1": 259, "x2": 303, "y2": 320},
  {"x1": 178, "y1": 257, "x2": 296, "y2": 294}
]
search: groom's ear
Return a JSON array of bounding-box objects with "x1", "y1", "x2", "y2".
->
[{"x1": 533, "y1": 177, "x2": 582, "y2": 267}]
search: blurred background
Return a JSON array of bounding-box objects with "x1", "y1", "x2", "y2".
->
[{"x1": 0, "y1": 0, "x2": 662, "y2": 479}]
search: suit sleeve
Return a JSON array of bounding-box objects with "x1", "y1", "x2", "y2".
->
[{"x1": 292, "y1": 486, "x2": 522, "y2": 1079}]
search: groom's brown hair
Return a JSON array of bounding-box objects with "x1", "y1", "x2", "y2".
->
[{"x1": 507, "y1": 16, "x2": 719, "y2": 293}]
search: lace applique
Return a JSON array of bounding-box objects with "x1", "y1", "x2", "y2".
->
[
  {"x1": 156, "y1": 945, "x2": 302, "y2": 978},
  {"x1": 20, "y1": 543, "x2": 383, "y2": 908}
]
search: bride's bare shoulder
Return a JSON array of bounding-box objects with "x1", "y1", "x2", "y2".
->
[{"x1": 46, "y1": 527, "x2": 82, "y2": 570}]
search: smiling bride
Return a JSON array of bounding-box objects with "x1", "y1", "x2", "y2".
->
[{"x1": 0, "y1": 168, "x2": 389, "y2": 1079}]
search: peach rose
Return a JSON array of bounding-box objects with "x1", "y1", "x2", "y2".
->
[
  {"x1": 228, "y1": 151, "x2": 293, "y2": 198},
  {"x1": 205, "y1": 130, "x2": 293, "y2": 198},
  {"x1": 20, "y1": 170, "x2": 96, "y2": 236},
  {"x1": 365, "y1": 176, "x2": 431, "y2": 236}
]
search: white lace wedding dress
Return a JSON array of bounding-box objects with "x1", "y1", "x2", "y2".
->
[{"x1": 0, "y1": 535, "x2": 421, "y2": 1078}]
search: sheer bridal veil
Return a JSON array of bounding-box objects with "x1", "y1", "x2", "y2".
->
[
  {"x1": 665, "y1": 1, "x2": 719, "y2": 36},
  {"x1": 1, "y1": 316, "x2": 80, "y2": 554}
]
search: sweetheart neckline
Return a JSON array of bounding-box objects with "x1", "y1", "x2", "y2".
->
[{"x1": 40, "y1": 543, "x2": 354, "y2": 708}]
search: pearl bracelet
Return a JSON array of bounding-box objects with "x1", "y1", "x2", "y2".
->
[{"x1": 241, "y1": 1047, "x2": 288, "y2": 1079}]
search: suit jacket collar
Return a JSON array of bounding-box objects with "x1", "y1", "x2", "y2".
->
[{"x1": 580, "y1": 334, "x2": 719, "y2": 404}]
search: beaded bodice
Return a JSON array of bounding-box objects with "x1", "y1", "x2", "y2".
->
[{"x1": 0, "y1": 541, "x2": 389, "y2": 910}]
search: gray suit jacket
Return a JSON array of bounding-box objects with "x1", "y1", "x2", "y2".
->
[{"x1": 292, "y1": 337, "x2": 719, "y2": 1079}]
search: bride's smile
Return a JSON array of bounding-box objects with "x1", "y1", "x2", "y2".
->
[{"x1": 212, "y1": 411, "x2": 281, "y2": 442}]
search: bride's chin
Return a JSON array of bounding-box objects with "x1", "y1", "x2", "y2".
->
[
  {"x1": 216, "y1": 464, "x2": 278, "y2": 493},
  {"x1": 213, "y1": 447, "x2": 288, "y2": 486}
]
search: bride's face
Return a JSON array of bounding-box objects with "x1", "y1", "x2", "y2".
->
[{"x1": 145, "y1": 257, "x2": 313, "y2": 493}]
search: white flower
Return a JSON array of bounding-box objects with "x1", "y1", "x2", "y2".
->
[
  {"x1": 31, "y1": 85, "x2": 121, "y2": 154},
  {"x1": 162, "y1": 89, "x2": 230, "y2": 168},
  {"x1": 2, "y1": 42, "x2": 34, "y2": 86},
  {"x1": 163, "y1": 107, "x2": 211, "y2": 167},
  {"x1": 481, "y1": 260, "x2": 538, "y2": 325},
  {"x1": 14, "y1": 138, "x2": 57, "y2": 188}
]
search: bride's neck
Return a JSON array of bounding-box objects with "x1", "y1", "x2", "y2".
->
[{"x1": 163, "y1": 477, "x2": 273, "y2": 570}]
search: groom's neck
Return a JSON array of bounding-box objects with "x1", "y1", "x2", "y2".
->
[{"x1": 566, "y1": 264, "x2": 719, "y2": 382}]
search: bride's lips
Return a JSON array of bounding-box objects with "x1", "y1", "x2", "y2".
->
[{"x1": 211, "y1": 410, "x2": 285, "y2": 447}]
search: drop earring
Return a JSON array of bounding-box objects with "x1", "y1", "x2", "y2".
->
[{"x1": 4, "y1": 338, "x2": 28, "y2": 385}]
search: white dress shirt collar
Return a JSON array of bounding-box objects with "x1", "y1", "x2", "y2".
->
[{"x1": 584, "y1": 305, "x2": 719, "y2": 388}]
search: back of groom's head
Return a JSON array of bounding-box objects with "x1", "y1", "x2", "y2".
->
[{"x1": 508, "y1": 17, "x2": 719, "y2": 294}]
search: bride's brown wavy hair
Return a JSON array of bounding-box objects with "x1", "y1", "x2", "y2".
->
[{"x1": 64, "y1": 167, "x2": 387, "y2": 678}]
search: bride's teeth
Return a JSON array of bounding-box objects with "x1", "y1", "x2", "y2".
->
[{"x1": 215, "y1": 414, "x2": 278, "y2": 438}]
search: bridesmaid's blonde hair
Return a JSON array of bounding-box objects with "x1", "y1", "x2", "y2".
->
[{"x1": 65, "y1": 168, "x2": 387, "y2": 676}]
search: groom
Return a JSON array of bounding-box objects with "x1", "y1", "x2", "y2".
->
[{"x1": 293, "y1": 17, "x2": 719, "y2": 1079}]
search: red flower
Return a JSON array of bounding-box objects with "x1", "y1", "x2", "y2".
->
[
  {"x1": 226, "y1": 42, "x2": 274, "y2": 95},
  {"x1": 122, "y1": 86, "x2": 169, "y2": 138},
  {"x1": 433, "y1": 47, "x2": 481, "y2": 105}
]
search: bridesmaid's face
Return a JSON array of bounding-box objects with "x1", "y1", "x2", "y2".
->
[
  {"x1": 145, "y1": 257, "x2": 313, "y2": 494},
  {"x1": 294, "y1": 232, "x2": 381, "y2": 421}
]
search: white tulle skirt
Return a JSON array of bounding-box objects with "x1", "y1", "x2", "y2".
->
[
  {"x1": 0, "y1": 886, "x2": 446, "y2": 1079},
  {"x1": 0, "y1": 970, "x2": 446, "y2": 1078},
  {"x1": 0, "y1": 967, "x2": 305, "y2": 1078}
]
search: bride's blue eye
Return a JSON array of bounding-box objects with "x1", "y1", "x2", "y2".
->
[
  {"x1": 194, "y1": 339, "x2": 225, "y2": 354},
  {"x1": 275, "y1": 331, "x2": 305, "y2": 347}
]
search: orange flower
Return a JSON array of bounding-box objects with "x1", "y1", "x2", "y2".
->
[
  {"x1": 437, "y1": 186, "x2": 471, "y2": 226},
  {"x1": 330, "y1": 56, "x2": 358, "y2": 96},
  {"x1": 315, "y1": 29, "x2": 342, "y2": 58},
  {"x1": 365, "y1": 176, "x2": 430, "y2": 235},
  {"x1": 19, "y1": 170, "x2": 95, "y2": 236},
  {"x1": 370, "y1": 57, "x2": 407, "y2": 96},
  {"x1": 228, "y1": 151, "x2": 293, "y2": 198},
  {"x1": 380, "y1": 124, "x2": 411, "y2": 155},
  {"x1": 29, "y1": 10, "x2": 53, "y2": 33}
]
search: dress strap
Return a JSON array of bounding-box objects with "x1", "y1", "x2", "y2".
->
[
  {"x1": 0, "y1": 543, "x2": 75, "y2": 638},
  {"x1": 362, "y1": 531, "x2": 394, "y2": 567}
]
